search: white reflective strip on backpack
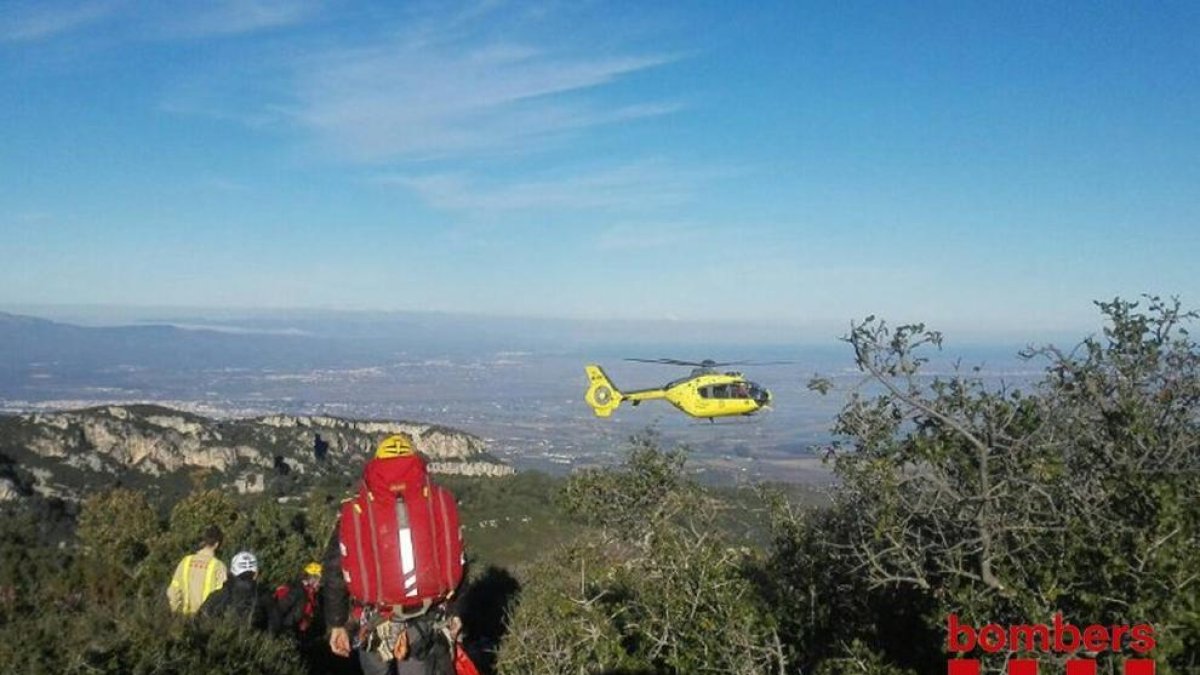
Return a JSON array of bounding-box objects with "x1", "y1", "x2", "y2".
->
[
  {"x1": 399, "y1": 527, "x2": 419, "y2": 597},
  {"x1": 399, "y1": 527, "x2": 415, "y2": 576}
]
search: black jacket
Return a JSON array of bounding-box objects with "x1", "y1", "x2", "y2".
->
[
  {"x1": 276, "y1": 579, "x2": 322, "y2": 636},
  {"x1": 321, "y1": 526, "x2": 352, "y2": 629},
  {"x1": 198, "y1": 575, "x2": 280, "y2": 633}
]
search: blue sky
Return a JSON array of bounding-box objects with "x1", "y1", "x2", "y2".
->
[{"x1": 1, "y1": 1, "x2": 1196, "y2": 339}]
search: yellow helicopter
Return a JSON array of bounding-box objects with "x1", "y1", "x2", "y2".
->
[{"x1": 584, "y1": 358, "x2": 778, "y2": 420}]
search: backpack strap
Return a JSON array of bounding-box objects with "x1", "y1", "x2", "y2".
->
[{"x1": 390, "y1": 598, "x2": 433, "y2": 621}]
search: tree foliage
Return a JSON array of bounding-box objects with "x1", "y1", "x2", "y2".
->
[
  {"x1": 557, "y1": 431, "x2": 690, "y2": 535},
  {"x1": 77, "y1": 488, "x2": 162, "y2": 603},
  {"x1": 0, "y1": 599, "x2": 304, "y2": 675},
  {"x1": 775, "y1": 296, "x2": 1200, "y2": 674},
  {"x1": 499, "y1": 434, "x2": 784, "y2": 674},
  {"x1": 0, "y1": 487, "x2": 333, "y2": 674}
]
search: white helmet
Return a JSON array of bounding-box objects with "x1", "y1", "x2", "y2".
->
[{"x1": 231, "y1": 551, "x2": 259, "y2": 576}]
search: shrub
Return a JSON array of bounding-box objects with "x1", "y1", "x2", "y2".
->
[
  {"x1": 775, "y1": 296, "x2": 1200, "y2": 674},
  {"x1": 0, "y1": 599, "x2": 304, "y2": 675},
  {"x1": 499, "y1": 438, "x2": 784, "y2": 675}
]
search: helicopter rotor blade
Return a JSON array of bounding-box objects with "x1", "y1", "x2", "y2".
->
[
  {"x1": 626, "y1": 358, "x2": 796, "y2": 368},
  {"x1": 625, "y1": 358, "x2": 699, "y2": 366},
  {"x1": 699, "y1": 360, "x2": 797, "y2": 367}
]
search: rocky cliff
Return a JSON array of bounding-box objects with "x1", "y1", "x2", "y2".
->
[{"x1": 0, "y1": 404, "x2": 513, "y2": 502}]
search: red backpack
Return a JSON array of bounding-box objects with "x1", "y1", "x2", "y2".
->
[{"x1": 339, "y1": 453, "x2": 464, "y2": 614}]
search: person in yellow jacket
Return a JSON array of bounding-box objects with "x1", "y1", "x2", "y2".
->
[{"x1": 166, "y1": 525, "x2": 228, "y2": 614}]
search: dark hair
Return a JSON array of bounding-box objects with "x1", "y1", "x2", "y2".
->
[{"x1": 201, "y1": 525, "x2": 223, "y2": 548}]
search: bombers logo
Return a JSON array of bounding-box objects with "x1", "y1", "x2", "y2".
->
[{"x1": 947, "y1": 614, "x2": 1156, "y2": 674}]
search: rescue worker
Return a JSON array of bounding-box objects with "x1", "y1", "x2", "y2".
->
[
  {"x1": 275, "y1": 561, "x2": 330, "y2": 672},
  {"x1": 322, "y1": 433, "x2": 465, "y2": 675},
  {"x1": 198, "y1": 550, "x2": 279, "y2": 632},
  {"x1": 276, "y1": 561, "x2": 324, "y2": 638},
  {"x1": 166, "y1": 525, "x2": 227, "y2": 615}
]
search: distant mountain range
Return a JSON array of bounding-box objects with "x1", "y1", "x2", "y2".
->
[
  {"x1": 0, "y1": 309, "x2": 827, "y2": 404},
  {"x1": 0, "y1": 308, "x2": 820, "y2": 361},
  {"x1": 0, "y1": 311, "x2": 357, "y2": 371},
  {"x1": 0, "y1": 404, "x2": 512, "y2": 503}
]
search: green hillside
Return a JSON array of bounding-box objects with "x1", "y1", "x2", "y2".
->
[{"x1": 0, "y1": 297, "x2": 1197, "y2": 675}]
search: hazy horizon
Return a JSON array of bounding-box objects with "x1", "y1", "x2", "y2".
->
[
  {"x1": 0, "y1": 309, "x2": 1047, "y2": 482},
  {"x1": 0, "y1": 300, "x2": 1108, "y2": 348}
]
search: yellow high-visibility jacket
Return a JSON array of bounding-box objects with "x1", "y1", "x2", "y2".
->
[{"x1": 166, "y1": 549, "x2": 227, "y2": 614}]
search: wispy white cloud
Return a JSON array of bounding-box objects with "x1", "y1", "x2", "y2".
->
[
  {"x1": 157, "y1": 0, "x2": 323, "y2": 39},
  {"x1": 0, "y1": 1, "x2": 123, "y2": 43},
  {"x1": 1, "y1": 0, "x2": 321, "y2": 45},
  {"x1": 283, "y1": 9, "x2": 683, "y2": 162},
  {"x1": 378, "y1": 162, "x2": 704, "y2": 213},
  {"x1": 143, "y1": 3, "x2": 685, "y2": 163},
  {"x1": 12, "y1": 1, "x2": 690, "y2": 178}
]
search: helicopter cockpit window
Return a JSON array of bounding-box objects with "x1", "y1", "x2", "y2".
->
[
  {"x1": 698, "y1": 386, "x2": 711, "y2": 399},
  {"x1": 711, "y1": 385, "x2": 730, "y2": 399},
  {"x1": 731, "y1": 383, "x2": 750, "y2": 398}
]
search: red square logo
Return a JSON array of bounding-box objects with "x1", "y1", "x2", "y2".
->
[
  {"x1": 949, "y1": 659, "x2": 980, "y2": 675},
  {"x1": 1066, "y1": 660, "x2": 1097, "y2": 675},
  {"x1": 1125, "y1": 660, "x2": 1155, "y2": 675},
  {"x1": 1009, "y1": 659, "x2": 1037, "y2": 675}
]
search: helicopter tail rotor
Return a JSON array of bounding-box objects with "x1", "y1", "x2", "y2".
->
[{"x1": 584, "y1": 365, "x2": 624, "y2": 417}]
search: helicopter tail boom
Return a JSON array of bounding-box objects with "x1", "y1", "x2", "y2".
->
[{"x1": 584, "y1": 365, "x2": 624, "y2": 417}]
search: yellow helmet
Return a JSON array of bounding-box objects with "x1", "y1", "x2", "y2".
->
[
  {"x1": 375, "y1": 433, "x2": 415, "y2": 459},
  {"x1": 303, "y1": 561, "x2": 322, "y2": 577}
]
